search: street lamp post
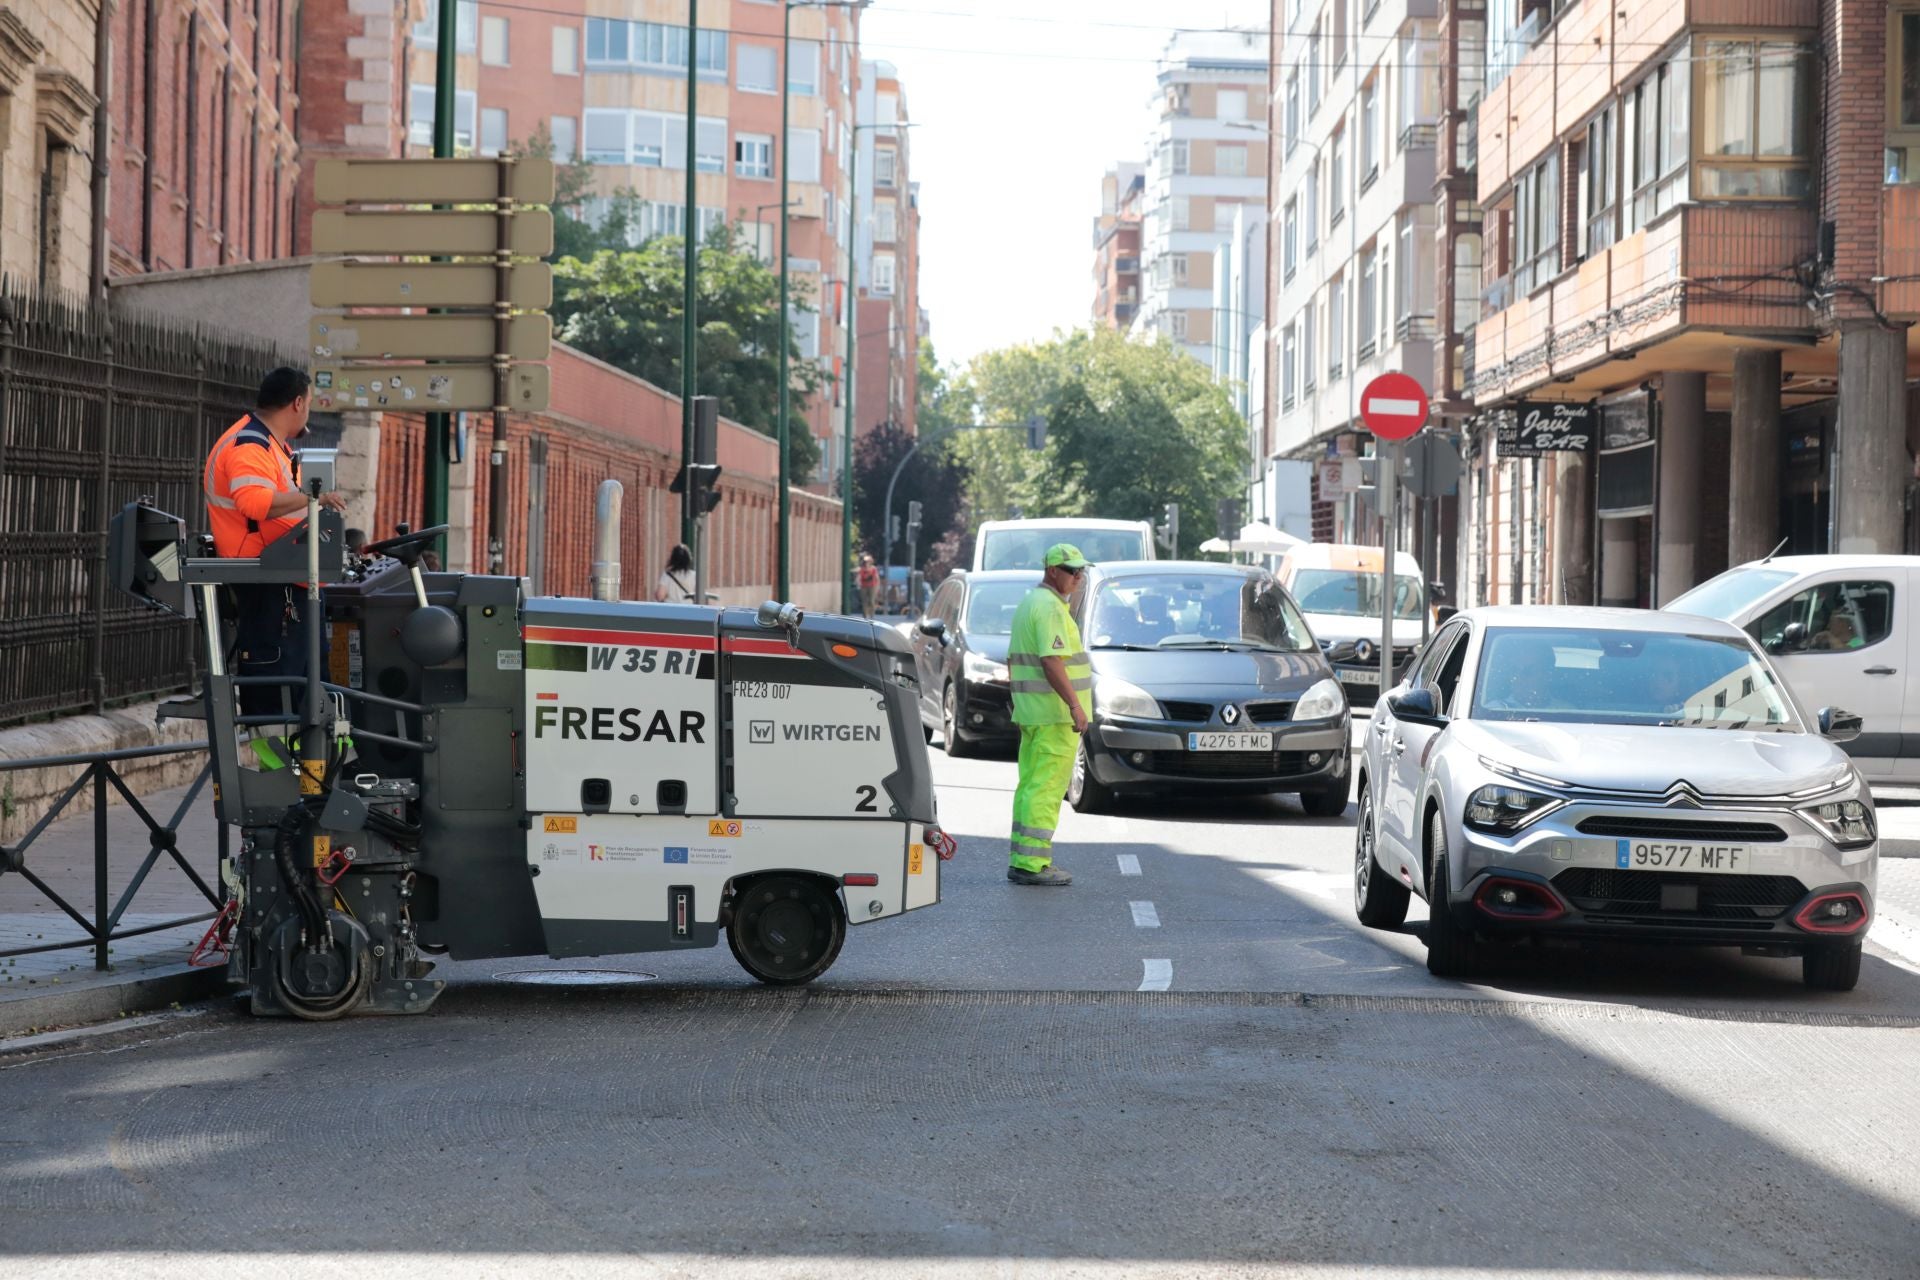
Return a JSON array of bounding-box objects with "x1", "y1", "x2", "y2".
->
[
  {"x1": 841, "y1": 118, "x2": 921, "y2": 613},
  {"x1": 681, "y1": 0, "x2": 700, "y2": 546}
]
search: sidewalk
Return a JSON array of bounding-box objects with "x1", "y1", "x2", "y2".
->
[
  {"x1": 0, "y1": 777, "x2": 226, "y2": 1034},
  {"x1": 1866, "y1": 787, "x2": 1920, "y2": 972}
]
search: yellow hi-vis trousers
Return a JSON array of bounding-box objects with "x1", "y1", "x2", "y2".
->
[{"x1": 1011, "y1": 722, "x2": 1077, "y2": 872}]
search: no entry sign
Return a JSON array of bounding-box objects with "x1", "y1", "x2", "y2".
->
[{"x1": 1360, "y1": 372, "x2": 1430, "y2": 441}]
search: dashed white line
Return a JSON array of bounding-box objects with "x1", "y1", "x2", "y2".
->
[
  {"x1": 1130, "y1": 900, "x2": 1160, "y2": 928},
  {"x1": 1116, "y1": 854, "x2": 1142, "y2": 876},
  {"x1": 1138, "y1": 959, "x2": 1173, "y2": 991}
]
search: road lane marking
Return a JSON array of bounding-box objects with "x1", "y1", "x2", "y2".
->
[
  {"x1": 1116, "y1": 854, "x2": 1141, "y2": 876},
  {"x1": 1139, "y1": 959, "x2": 1172, "y2": 991},
  {"x1": 1130, "y1": 900, "x2": 1160, "y2": 928}
]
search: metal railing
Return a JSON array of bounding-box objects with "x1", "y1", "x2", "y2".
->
[{"x1": 0, "y1": 742, "x2": 225, "y2": 971}]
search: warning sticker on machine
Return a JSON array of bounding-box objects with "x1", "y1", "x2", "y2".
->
[
  {"x1": 707, "y1": 820, "x2": 743, "y2": 838},
  {"x1": 543, "y1": 816, "x2": 578, "y2": 834},
  {"x1": 497, "y1": 649, "x2": 523, "y2": 671}
]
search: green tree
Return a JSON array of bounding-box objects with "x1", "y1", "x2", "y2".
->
[
  {"x1": 551, "y1": 222, "x2": 822, "y2": 478},
  {"x1": 950, "y1": 328, "x2": 1244, "y2": 558},
  {"x1": 853, "y1": 420, "x2": 969, "y2": 566}
]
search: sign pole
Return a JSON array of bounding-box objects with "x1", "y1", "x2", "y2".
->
[
  {"x1": 1381, "y1": 438, "x2": 1399, "y2": 692},
  {"x1": 424, "y1": 0, "x2": 457, "y2": 553}
]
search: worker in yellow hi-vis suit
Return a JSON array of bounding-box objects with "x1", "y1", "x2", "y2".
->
[{"x1": 1006, "y1": 544, "x2": 1094, "y2": 886}]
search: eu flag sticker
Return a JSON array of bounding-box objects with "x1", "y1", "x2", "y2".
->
[
  {"x1": 1616, "y1": 839, "x2": 1630, "y2": 869},
  {"x1": 665, "y1": 847, "x2": 689, "y2": 864}
]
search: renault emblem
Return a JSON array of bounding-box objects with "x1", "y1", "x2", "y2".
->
[
  {"x1": 1222, "y1": 703, "x2": 1241, "y2": 725},
  {"x1": 1355, "y1": 639, "x2": 1375, "y2": 663}
]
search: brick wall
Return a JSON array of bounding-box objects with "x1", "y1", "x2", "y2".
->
[
  {"x1": 104, "y1": 0, "x2": 300, "y2": 276},
  {"x1": 1822, "y1": 0, "x2": 1888, "y2": 325},
  {"x1": 293, "y1": 0, "x2": 408, "y2": 256},
  {"x1": 371, "y1": 345, "x2": 844, "y2": 610}
]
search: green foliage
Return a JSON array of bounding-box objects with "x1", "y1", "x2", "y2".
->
[
  {"x1": 948, "y1": 329, "x2": 1245, "y2": 558},
  {"x1": 550, "y1": 221, "x2": 822, "y2": 478},
  {"x1": 853, "y1": 419, "x2": 969, "y2": 566}
]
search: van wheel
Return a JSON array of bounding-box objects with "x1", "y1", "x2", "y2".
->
[
  {"x1": 727, "y1": 875, "x2": 846, "y2": 986},
  {"x1": 1802, "y1": 941, "x2": 1862, "y2": 992}
]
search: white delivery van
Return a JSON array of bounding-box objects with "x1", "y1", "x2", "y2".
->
[
  {"x1": 1275, "y1": 543, "x2": 1426, "y2": 707},
  {"x1": 1667, "y1": 555, "x2": 1920, "y2": 780},
  {"x1": 971, "y1": 518, "x2": 1156, "y2": 572}
]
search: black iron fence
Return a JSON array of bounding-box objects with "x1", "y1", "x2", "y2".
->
[
  {"x1": 0, "y1": 278, "x2": 296, "y2": 726},
  {"x1": 0, "y1": 742, "x2": 225, "y2": 971}
]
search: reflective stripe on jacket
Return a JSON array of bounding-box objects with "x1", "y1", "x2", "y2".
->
[
  {"x1": 204, "y1": 414, "x2": 299, "y2": 557},
  {"x1": 1008, "y1": 586, "x2": 1093, "y2": 726}
]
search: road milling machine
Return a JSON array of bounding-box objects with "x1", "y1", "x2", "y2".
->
[{"x1": 108, "y1": 488, "x2": 950, "y2": 1019}]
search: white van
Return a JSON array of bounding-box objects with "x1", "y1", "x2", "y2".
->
[
  {"x1": 971, "y1": 518, "x2": 1156, "y2": 572},
  {"x1": 1275, "y1": 543, "x2": 1425, "y2": 706},
  {"x1": 1667, "y1": 555, "x2": 1920, "y2": 780}
]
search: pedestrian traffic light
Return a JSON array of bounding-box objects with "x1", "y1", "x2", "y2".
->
[
  {"x1": 670, "y1": 398, "x2": 725, "y2": 514},
  {"x1": 1216, "y1": 497, "x2": 1243, "y2": 542},
  {"x1": 1025, "y1": 414, "x2": 1046, "y2": 450}
]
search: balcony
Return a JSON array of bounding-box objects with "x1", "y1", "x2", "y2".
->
[
  {"x1": 1395, "y1": 314, "x2": 1437, "y2": 344},
  {"x1": 1398, "y1": 122, "x2": 1437, "y2": 153},
  {"x1": 1469, "y1": 204, "x2": 1816, "y2": 405}
]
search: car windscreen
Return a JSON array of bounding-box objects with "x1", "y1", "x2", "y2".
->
[
  {"x1": 1470, "y1": 626, "x2": 1800, "y2": 730},
  {"x1": 965, "y1": 581, "x2": 1031, "y2": 635},
  {"x1": 1289, "y1": 568, "x2": 1423, "y2": 619},
  {"x1": 1085, "y1": 573, "x2": 1316, "y2": 652},
  {"x1": 980, "y1": 527, "x2": 1147, "y2": 570},
  {"x1": 1665, "y1": 567, "x2": 1795, "y2": 621}
]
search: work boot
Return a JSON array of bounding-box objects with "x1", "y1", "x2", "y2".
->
[{"x1": 1007, "y1": 865, "x2": 1072, "y2": 886}]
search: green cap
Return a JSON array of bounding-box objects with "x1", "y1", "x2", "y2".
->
[{"x1": 1045, "y1": 543, "x2": 1091, "y2": 570}]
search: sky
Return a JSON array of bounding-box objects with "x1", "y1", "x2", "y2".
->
[{"x1": 858, "y1": 1, "x2": 1270, "y2": 370}]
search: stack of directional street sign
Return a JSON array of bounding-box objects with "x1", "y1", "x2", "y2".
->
[{"x1": 308, "y1": 157, "x2": 555, "y2": 414}]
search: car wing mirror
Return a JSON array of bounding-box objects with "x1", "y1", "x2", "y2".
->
[
  {"x1": 1776, "y1": 621, "x2": 1808, "y2": 653},
  {"x1": 1818, "y1": 706, "x2": 1863, "y2": 743},
  {"x1": 917, "y1": 617, "x2": 947, "y2": 640},
  {"x1": 1387, "y1": 687, "x2": 1445, "y2": 727}
]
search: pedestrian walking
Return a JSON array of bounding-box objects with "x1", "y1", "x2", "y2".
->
[
  {"x1": 857, "y1": 554, "x2": 881, "y2": 619},
  {"x1": 1006, "y1": 543, "x2": 1094, "y2": 887},
  {"x1": 655, "y1": 543, "x2": 695, "y2": 602}
]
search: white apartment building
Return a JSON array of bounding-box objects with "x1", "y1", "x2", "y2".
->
[
  {"x1": 1130, "y1": 30, "x2": 1269, "y2": 370},
  {"x1": 1263, "y1": 0, "x2": 1442, "y2": 537}
]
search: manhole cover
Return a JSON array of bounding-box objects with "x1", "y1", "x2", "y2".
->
[{"x1": 492, "y1": 968, "x2": 658, "y2": 986}]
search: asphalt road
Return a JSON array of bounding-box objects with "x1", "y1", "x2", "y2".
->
[{"x1": 4, "y1": 731, "x2": 1919, "y2": 1278}]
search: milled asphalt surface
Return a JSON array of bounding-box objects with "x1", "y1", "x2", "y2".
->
[{"x1": 4, "y1": 730, "x2": 1919, "y2": 1277}]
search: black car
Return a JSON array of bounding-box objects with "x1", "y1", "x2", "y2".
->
[
  {"x1": 1066, "y1": 561, "x2": 1352, "y2": 816},
  {"x1": 910, "y1": 570, "x2": 1039, "y2": 756}
]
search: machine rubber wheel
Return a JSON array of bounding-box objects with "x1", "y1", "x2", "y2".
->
[
  {"x1": 942, "y1": 684, "x2": 976, "y2": 758},
  {"x1": 1300, "y1": 766, "x2": 1352, "y2": 818},
  {"x1": 1424, "y1": 813, "x2": 1491, "y2": 980},
  {"x1": 1067, "y1": 737, "x2": 1114, "y2": 814},
  {"x1": 727, "y1": 875, "x2": 846, "y2": 986},
  {"x1": 1802, "y1": 940, "x2": 1863, "y2": 992},
  {"x1": 1353, "y1": 781, "x2": 1410, "y2": 929}
]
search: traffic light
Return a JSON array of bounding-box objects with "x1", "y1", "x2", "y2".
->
[
  {"x1": 1156, "y1": 502, "x2": 1180, "y2": 554},
  {"x1": 905, "y1": 500, "x2": 923, "y2": 551},
  {"x1": 1025, "y1": 414, "x2": 1047, "y2": 450},
  {"x1": 670, "y1": 396, "x2": 725, "y2": 514},
  {"x1": 1216, "y1": 497, "x2": 1243, "y2": 542}
]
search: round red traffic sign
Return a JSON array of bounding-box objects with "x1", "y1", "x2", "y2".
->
[{"x1": 1359, "y1": 372, "x2": 1430, "y2": 441}]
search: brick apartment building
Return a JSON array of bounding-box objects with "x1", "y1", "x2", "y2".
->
[
  {"x1": 1, "y1": 0, "x2": 297, "y2": 294},
  {"x1": 1451, "y1": 0, "x2": 1920, "y2": 613},
  {"x1": 1092, "y1": 161, "x2": 1144, "y2": 329},
  {"x1": 389, "y1": 0, "x2": 903, "y2": 477},
  {"x1": 852, "y1": 58, "x2": 918, "y2": 439}
]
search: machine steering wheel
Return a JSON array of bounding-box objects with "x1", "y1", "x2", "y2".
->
[{"x1": 363, "y1": 524, "x2": 451, "y2": 566}]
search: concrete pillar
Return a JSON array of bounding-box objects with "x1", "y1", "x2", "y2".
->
[
  {"x1": 1728, "y1": 348, "x2": 1782, "y2": 565},
  {"x1": 1552, "y1": 448, "x2": 1593, "y2": 605},
  {"x1": 1599, "y1": 518, "x2": 1638, "y2": 607},
  {"x1": 1655, "y1": 372, "x2": 1706, "y2": 605},
  {"x1": 335, "y1": 410, "x2": 383, "y2": 542},
  {"x1": 1834, "y1": 325, "x2": 1910, "y2": 553}
]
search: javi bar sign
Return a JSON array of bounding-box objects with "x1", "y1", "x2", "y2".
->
[{"x1": 1498, "y1": 401, "x2": 1596, "y2": 457}]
